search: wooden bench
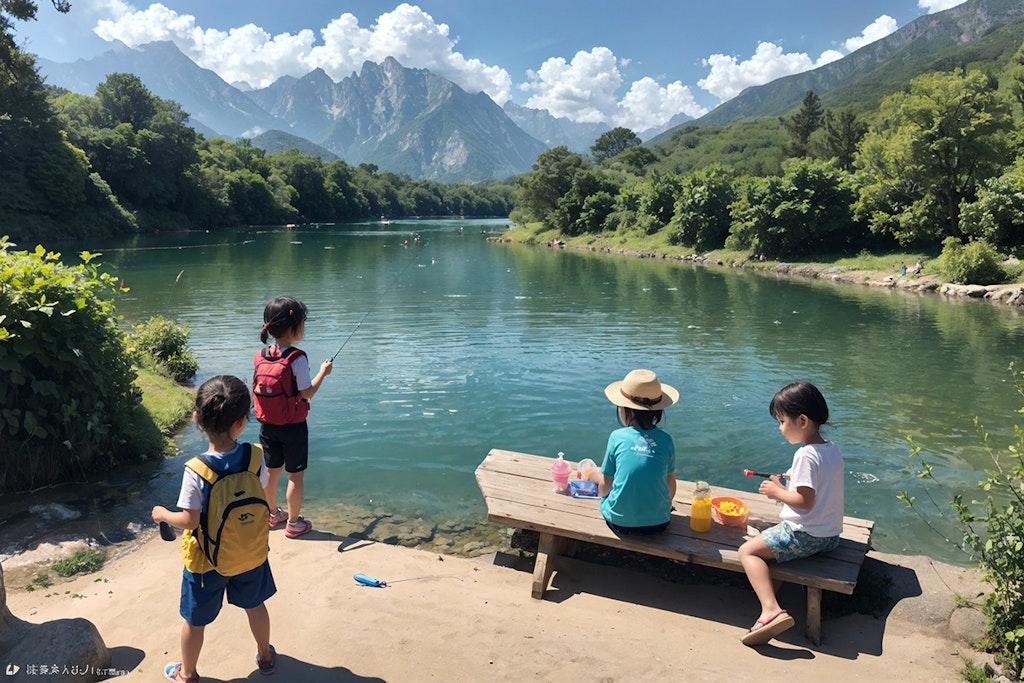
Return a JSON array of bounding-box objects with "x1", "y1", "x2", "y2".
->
[{"x1": 475, "y1": 448, "x2": 874, "y2": 645}]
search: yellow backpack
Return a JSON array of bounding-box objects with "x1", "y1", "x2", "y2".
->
[{"x1": 181, "y1": 443, "x2": 270, "y2": 576}]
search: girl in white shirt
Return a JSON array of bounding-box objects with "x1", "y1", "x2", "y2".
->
[{"x1": 737, "y1": 380, "x2": 844, "y2": 646}]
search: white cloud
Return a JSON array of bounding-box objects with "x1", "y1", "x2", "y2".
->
[
  {"x1": 844, "y1": 15, "x2": 899, "y2": 52},
  {"x1": 521, "y1": 47, "x2": 706, "y2": 129},
  {"x1": 521, "y1": 47, "x2": 622, "y2": 123},
  {"x1": 616, "y1": 78, "x2": 707, "y2": 130},
  {"x1": 92, "y1": 2, "x2": 512, "y2": 101},
  {"x1": 696, "y1": 12, "x2": 902, "y2": 105},
  {"x1": 697, "y1": 42, "x2": 842, "y2": 103},
  {"x1": 918, "y1": 0, "x2": 968, "y2": 13}
]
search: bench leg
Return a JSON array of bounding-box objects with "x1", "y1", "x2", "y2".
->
[
  {"x1": 531, "y1": 533, "x2": 567, "y2": 599},
  {"x1": 805, "y1": 587, "x2": 822, "y2": 645}
]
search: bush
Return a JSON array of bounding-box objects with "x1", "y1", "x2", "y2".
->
[
  {"x1": 934, "y1": 237, "x2": 1006, "y2": 285},
  {"x1": 127, "y1": 315, "x2": 198, "y2": 383},
  {"x1": 901, "y1": 363, "x2": 1024, "y2": 679},
  {"x1": 0, "y1": 236, "x2": 140, "y2": 491}
]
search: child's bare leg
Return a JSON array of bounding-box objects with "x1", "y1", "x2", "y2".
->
[
  {"x1": 179, "y1": 621, "x2": 205, "y2": 679},
  {"x1": 245, "y1": 603, "x2": 273, "y2": 662},
  {"x1": 264, "y1": 467, "x2": 283, "y2": 511},
  {"x1": 738, "y1": 537, "x2": 783, "y2": 622},
  {"x1": 285, "y1": 471, "x2": 305, "y2": 522}
]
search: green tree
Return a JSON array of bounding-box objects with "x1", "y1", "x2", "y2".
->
[
  {"x1": 730, "y1": 159, "x2": 860, "y2": 258},
  {"x1": 633, "y1": 171, "x2": 682, "y2": 232},
  {"x1": 1008, "y1": 39, "x2": 1024, "y2": 116},
  {"x1": 780, "y1": 90, "x2": 823, "y2": 158},
  {"x1": 960, "y1": 158, "x2": 1024, "y2": 251},
  {"x1": 95, "y1": 73, "x2": 158, "y2": 130},
  {"x1": 0, "y1": 9, "x2": 101, "y2": 237},
  {"x1": 267, "y1": 149, "x2": 333, "y2": 221},
  {"x1": 591, "y1": 127, "x2": 642, "y2": 163},
  {"x1": 611, "y1": 144, "x2": 658, "y2": 174},
  {"x1": 549, "y1": 168, "x2": 620, "y2": 235},
  {"x1": 668, "y1": 164, "x2": 737, "y2": 252},
  {"x1": 820, "y1": 109, "x2": 867, "y2": 172},
  {"x1": 513, "y1": 146, "x2": 586, "y2": 224},
  {"x1": 853, "y1": 69, "x2": 1014, "y2": 246}
]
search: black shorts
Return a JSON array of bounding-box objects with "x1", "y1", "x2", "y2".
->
[{"x1": 259, "y1": 421, "x2": 309, "y2": 473}]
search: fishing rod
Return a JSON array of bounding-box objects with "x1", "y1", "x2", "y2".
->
[
  {"x1": 330, "y1": 239, "x2": 426, "y2": 361},
  {"x1": 743, "y1": 469, "x2": 788, "y2": 485}
]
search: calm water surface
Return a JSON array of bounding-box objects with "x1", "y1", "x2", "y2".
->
[{"x1": 14, "y1": 219, "x2": 1024, "y2": 564}]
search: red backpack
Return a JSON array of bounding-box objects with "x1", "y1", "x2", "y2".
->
[{"x1": 252, "y1": 347, "x2": 310, "y2": 425}]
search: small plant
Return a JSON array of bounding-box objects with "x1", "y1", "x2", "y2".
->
[
  {"x1": 900, "y1": 362, "x2": 1024, "y2": 679},
  {"x1": 961, "y1": 655, "x2": 996, "y2": 682},
  {"x1": 25, "y1": 573, "x2": 53, "y2": 591},
  {"x1": 127, "y1": 316, "x2": 198, "y2": 383},
  {"x1": 52, "y1": 549, "x2": 106, "y2": 577}
]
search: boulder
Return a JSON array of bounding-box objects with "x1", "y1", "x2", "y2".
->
[{"x1": 0, "y1": 565, "x2": 109, "y2": 682}]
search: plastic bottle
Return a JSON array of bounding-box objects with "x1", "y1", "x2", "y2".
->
[
  {"x1": 551, "y1": 451, "x2": 571, "y2": 492},
  {"x1": 690, "y1": 480, "x2": 712, "y2": 532}
]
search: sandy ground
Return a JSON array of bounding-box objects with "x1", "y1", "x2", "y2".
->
[{"x1": 3, "y1": 525, "x2": 988, "y2": 683}]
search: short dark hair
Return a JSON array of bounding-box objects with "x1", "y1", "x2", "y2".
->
[
  {"x1": 194, "y1": 375, "x2": 251, "y2": 435},
  {"x1": 260, "y1": 296, "x2": 308, "y2": 344},
  {"x1": 622, "y1": 406, "x2": 663, "y2": 430},
  {"x1": 769, "y1": 380, "x2": 829, "y2": 425}
]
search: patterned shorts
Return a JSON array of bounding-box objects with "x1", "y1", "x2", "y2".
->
[{"x1": 760, "y1": 520, "x2": 840, "y2": 563}]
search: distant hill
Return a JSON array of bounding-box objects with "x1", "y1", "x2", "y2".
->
[
  {"x1": 38, "y1": 41, "x2": 279, "y2": 137},
  {"x1": 683, "y1": 0, "x2": 1024, "y2": 129},
  {"x1": 249, "y1": 130, "x2": 339, "y2": 160}
]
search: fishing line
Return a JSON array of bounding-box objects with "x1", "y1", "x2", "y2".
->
[{"x1": 330, "y1": 240, "x2": 426, "y2": 361}]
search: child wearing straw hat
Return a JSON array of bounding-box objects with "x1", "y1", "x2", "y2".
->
[{"x1": 589, "y1": 369, "x2": 680, "y2": 535}]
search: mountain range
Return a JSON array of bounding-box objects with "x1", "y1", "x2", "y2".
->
[
  {"x1": 37, "y1": 41, "x2": 601, "y2": 182},
  {"x1": 35, "y1": 0, "x2": 1024, "y2": 182}
]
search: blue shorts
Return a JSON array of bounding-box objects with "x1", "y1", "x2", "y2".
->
[
  {"x1": 179, "y1": 560, "x2": 277, "y2": 627},
  {"x1": 760, "y1": 520, "x2": 840, "y2": 563}
]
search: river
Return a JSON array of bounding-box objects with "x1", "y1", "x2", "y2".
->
[{"x1": 5, "y1": 218, "x2": 1023, "y2": 565}]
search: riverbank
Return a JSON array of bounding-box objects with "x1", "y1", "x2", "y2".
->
[
  {"x1": 492, "y1": 233, "x2": 1024, "y2": 307},
  {"x1": 3, "y1": 528, "x2": 993, "y2": 682}
]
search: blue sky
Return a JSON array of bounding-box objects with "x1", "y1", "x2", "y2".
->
[{"x1": 14, "y1": 0, "x2": 967, "y2": 130}]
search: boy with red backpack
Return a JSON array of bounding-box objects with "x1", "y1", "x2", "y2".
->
[{"x1": 253, "y1": 296, "x2": 333, "y2": 538}]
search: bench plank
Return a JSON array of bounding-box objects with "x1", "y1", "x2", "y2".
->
[{"x1": 476, "y1": 448, "x2": 875, "y2": 645}]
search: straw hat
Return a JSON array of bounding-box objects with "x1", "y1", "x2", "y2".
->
[{"x1": 604, "y1": 369, "x2": 679, "y2": 411}]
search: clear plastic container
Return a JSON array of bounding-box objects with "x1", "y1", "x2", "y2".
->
[{"x1": 576, "y1": 458, "x2": 598, "y2": 481}]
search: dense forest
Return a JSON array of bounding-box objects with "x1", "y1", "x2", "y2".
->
[{"x1": 0, "y1": 4, "x2": 514, "y2": 244}]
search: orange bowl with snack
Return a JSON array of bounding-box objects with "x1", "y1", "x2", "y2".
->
[{"x1": 711, "y1": 497, "x2": 749, "y2": 527}]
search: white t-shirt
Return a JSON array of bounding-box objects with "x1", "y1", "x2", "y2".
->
[
  {"x1": 780, "y1": 440, "x2": 845, "y2": 537},
  {"x1": 280, "y1": 346, "x2": 312, "y2": 391}
]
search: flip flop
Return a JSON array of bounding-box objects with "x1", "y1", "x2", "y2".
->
[{"x1": 740, "y1": 609, "x2": 795, "y2": 646}]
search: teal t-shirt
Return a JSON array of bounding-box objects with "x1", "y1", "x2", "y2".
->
[{"x1": 599, "y1": 426, "x2": 675, "y2": 527}]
